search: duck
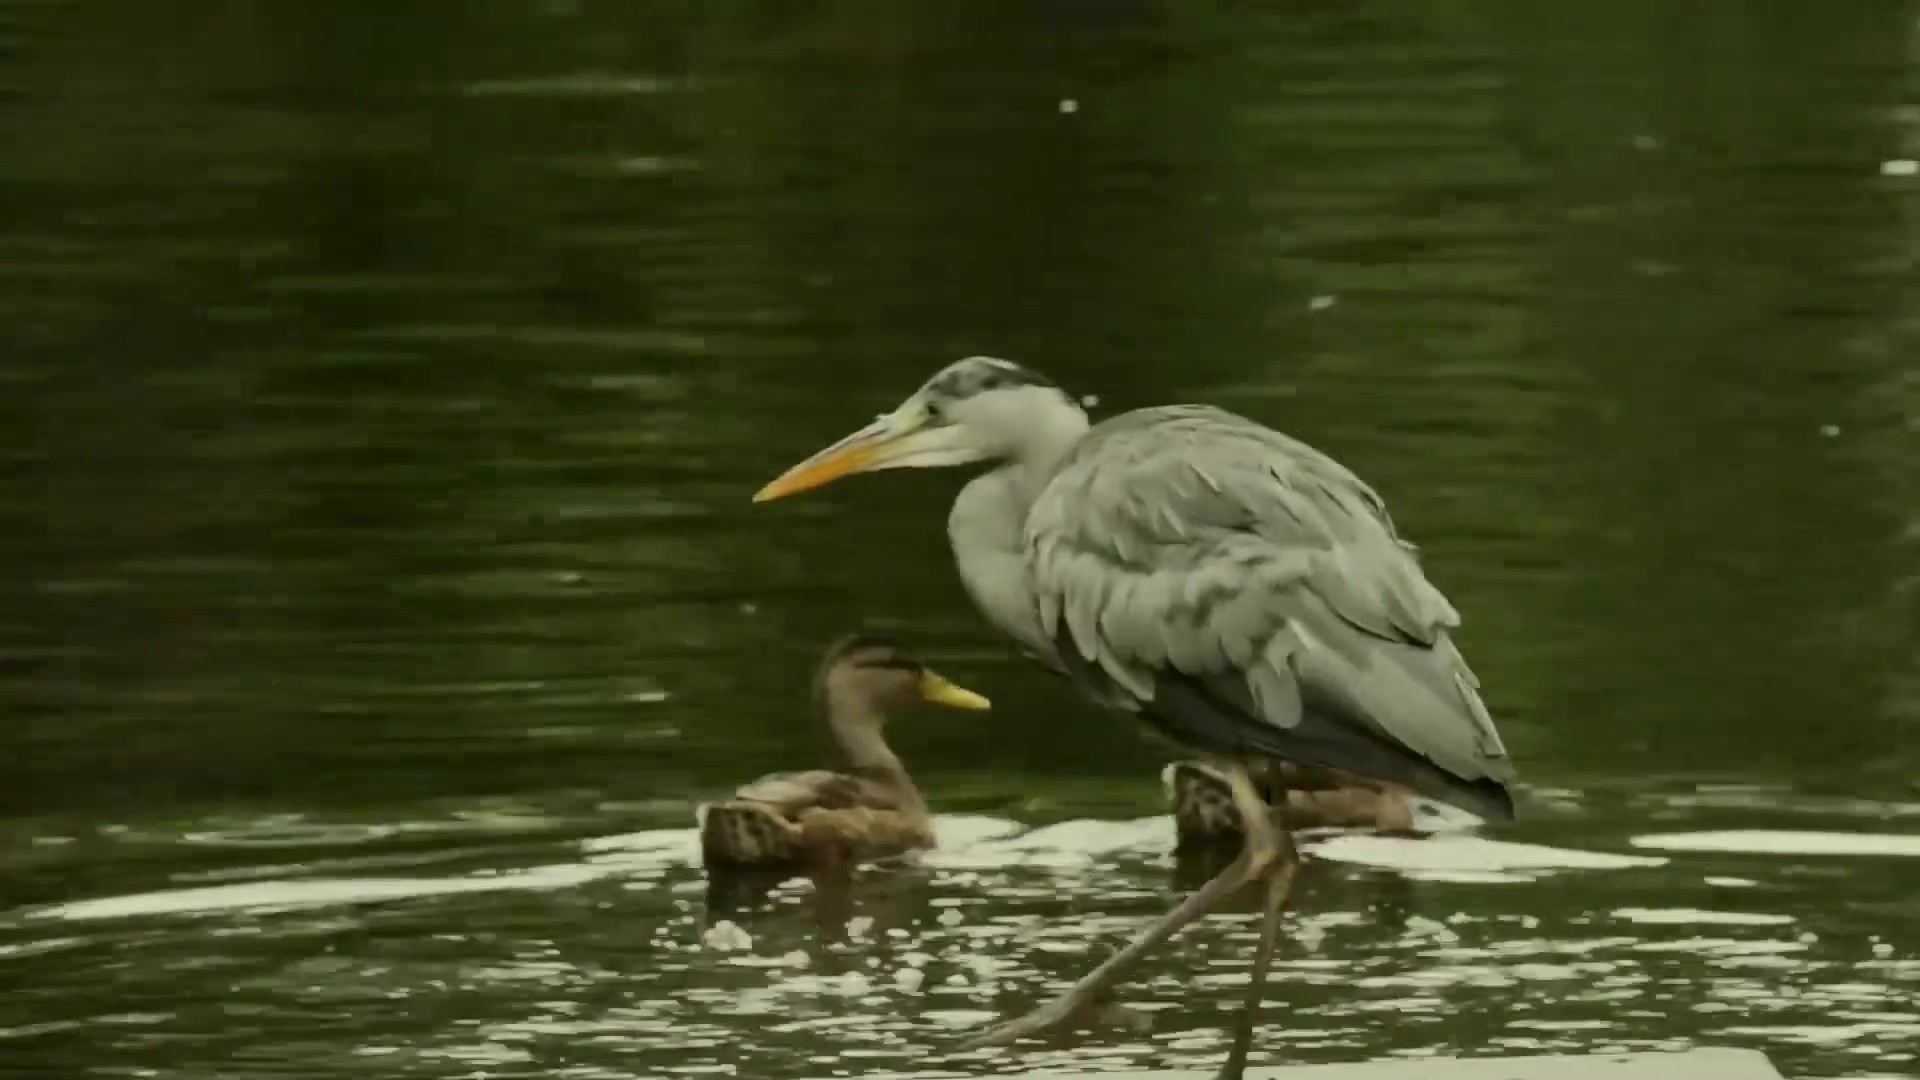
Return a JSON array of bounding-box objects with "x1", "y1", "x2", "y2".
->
[
  {"x1": 1164, "y1": 758, "x2": 1418, "y2": 850},
  {"x1": 697, "y1": 633, "x2": 990, "y2": 870}
]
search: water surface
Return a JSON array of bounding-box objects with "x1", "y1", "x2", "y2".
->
[{"x1": 3, "y1": 2, "x2": 1917, "y2": 1077}]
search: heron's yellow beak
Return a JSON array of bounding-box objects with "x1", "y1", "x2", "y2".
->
[
  {"x1": 753, "y1": 402, "x2": 987, "y2": 503},
  {"x1": 918, "y1": 669, "x2": 991, "y2": 711},
  {"x1": 753, "y1": 415, "x2": 904, "y2": 502}
]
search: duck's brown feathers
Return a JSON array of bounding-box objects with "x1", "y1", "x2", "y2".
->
[
  {"x1": 1165, "y1": 758, "x2": 1415, "y2": 849},
  {"x1": 700, "y1": 768, "x2": 932, "y2": 868}
]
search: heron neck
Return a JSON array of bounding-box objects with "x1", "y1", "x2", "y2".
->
[{"x1": 1005, "y1": 402, "x2": 1090, "y2": 501}]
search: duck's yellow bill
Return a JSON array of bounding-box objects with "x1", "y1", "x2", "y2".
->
[{"x1": 919, "y1": 670, "x2": 991, "y2": 711}]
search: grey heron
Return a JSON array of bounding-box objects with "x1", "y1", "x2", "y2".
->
[{"x1": 753, "y1": 356, "x2": 1517, "y2": 1077}]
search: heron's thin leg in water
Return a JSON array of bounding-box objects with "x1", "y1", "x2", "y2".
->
[
  {"x1": 1215, "y1": 817, "x2": 1300, "y2": 1080},
  {"x1": 957, "y1": 763, "x2": 1282, "y2": 1051}
]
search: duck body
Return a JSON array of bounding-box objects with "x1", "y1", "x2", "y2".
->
[
  {"x1": 696, "y1": 634, "x2": 989, "y2": 871},
  {"x1": 700, "y1": 769, "x2": 934, "y2": 868},
  {"x1": 1164, "y1": 759, "x2": 1417, "y2": 850}
]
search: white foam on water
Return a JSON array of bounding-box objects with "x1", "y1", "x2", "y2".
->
[
  {"x1": 927, "y1": 814, "x2": 1025, "y2": 850},
  {"x1": 1630, "y1": 830, "x2": 1920, "y2": 858},
  {"x1": 1612, "y1": 906, "x2": 1795, "y2": 927},
  {"x1": 31, "y1": 863, "x2": 606, "y2": 922},
  {"x1": 1306, "y1": 834, "x2": 1667, "y2": 882},
  {"x1": 924, "y1": 815, "x2": 1172, "y2": 871},
  {"x1": 578, "y1": 826, "x2": 699, "y2": 862}
]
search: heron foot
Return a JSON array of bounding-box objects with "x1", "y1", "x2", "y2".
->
[{"x1": 954, "y1": 987, "x2": 1145, "y2": 1050}]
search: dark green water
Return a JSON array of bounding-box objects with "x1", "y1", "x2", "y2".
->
[{"x1": 3, "y1": 2, "x2": 1918, "y2": 1077}]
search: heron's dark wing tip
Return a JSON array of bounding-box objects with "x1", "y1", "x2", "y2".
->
[
  {"x1": 1119, "y1": 666, "x2": 1519, "y2": 825},
  {"x1": 1454, "y1": 775, "x2": 1518, "y2": 824}
]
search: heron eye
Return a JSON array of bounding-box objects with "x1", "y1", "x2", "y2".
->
[{"x1": 923, "y1": 400, "x2": 944, "y2": 422}]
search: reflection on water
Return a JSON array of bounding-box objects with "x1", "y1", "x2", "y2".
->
[
  {"x1": 6, "y1": 788, "x2": 1918, "y2": 1078},
  {"x1": 4, "y1": 1, "x2": 1919, "y2": 1078}
]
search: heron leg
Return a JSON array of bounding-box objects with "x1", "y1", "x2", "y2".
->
[
  {"x1": 1214, "y1": 817, "x2": 1299, "y2": 1080},
  {"x1": 957, "y1": 762, "x2": 1283, "y2": 1052}
]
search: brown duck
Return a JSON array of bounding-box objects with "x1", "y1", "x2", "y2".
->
[
  {"x1": 698, "y1": 634, "x2": 990, "y2": 869},
  {"x1": 1165, "y1": 758, "x2": 1418, "y2": 850}
]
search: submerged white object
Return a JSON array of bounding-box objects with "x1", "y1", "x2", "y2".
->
[{"x1": 812, "y1": 1047, "x2": 1784, "y2": 1079}]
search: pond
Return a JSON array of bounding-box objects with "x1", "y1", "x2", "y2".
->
[{"x1": 2, "y1": 3, "x2": 1916, "y2": 1077}]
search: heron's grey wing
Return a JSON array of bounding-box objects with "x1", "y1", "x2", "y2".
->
[{"x1": 1025, "y1": 405, "x2": 1515, "y2": 821}]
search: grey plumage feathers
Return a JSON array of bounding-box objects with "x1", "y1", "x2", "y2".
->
[{"x1": 1024, "y1": 404, "x2": 1514, "y2": 820}]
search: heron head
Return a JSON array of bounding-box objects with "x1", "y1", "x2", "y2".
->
[{"x1": 754, "y1": 356, "x2": 1083, "y2": 502}]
